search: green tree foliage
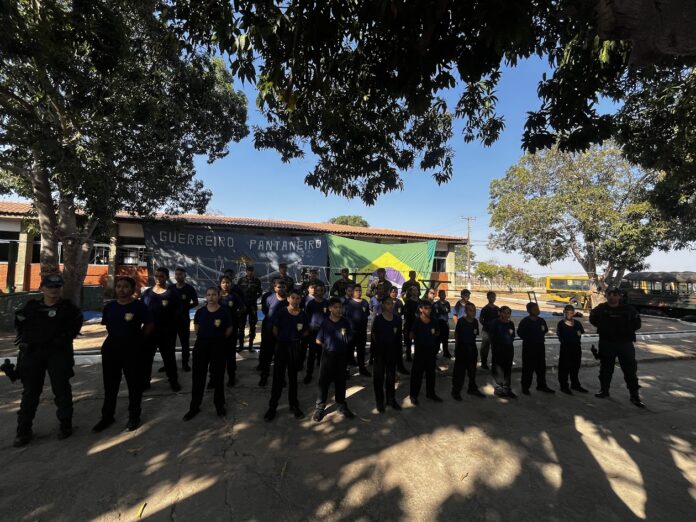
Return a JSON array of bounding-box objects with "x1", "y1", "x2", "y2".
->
[
  {"x1": 328, "y1": 216, "x2": 370, "y2": 228},
  {"x1": 0, "y1": 1, "x2": 248, "y2": 302},
  {"x1": 488, "y1": 144, "x2": 670, "y2": 292},
  {"x1": 474, "y1": 261, "x2": 534, "y2": 287},
  {"x1": 454, "y1": 245, "x2": 476, "y2": 273}
]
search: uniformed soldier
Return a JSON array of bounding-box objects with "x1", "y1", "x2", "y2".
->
[
  {"x1": 258, "y1": 279, "x2": 288, "y2": 386},
  {"x1": 478, "y1": 291, "x2": 500, "y2": 370},
  {"x1": 401, "y1": 271, "x2": 421, "y2": 299},
  {"x1": 367, "y1": 268, "x2": 392, "y2": 298},
  {"x1": 371, "y1": 297, "x2": 403, "y2": 412},
  {"x1": 277, "y1": 262, "x2": 296, "y2": 293},
  {"x1": 409, "y1": 300, "x2": 442, "y2": 404},
  {"x1": 264, "y1": 287, "x2": 309, "y2": 421},
  {"x1": 301, "y1": 268, "x2": 326, "y2": 295},
  {"x1": 330, "y1": 268, "x2": 353, "y2": 298},
  {"x1": 452, "y1": 302, "x2": 484, "y2": 399},
  {"x1": 183, "y1": 287, "x2": 234, "y2": 421},
  {"x1": 433, "y1": 289, "x2": 452, "y2": 358},
  {"x1": 237, "y1": 265, "x2": 262, "y2": 352},
  {"x1": 173, "y1": 267, "x2": 198, "y2": 371},
  {"x1": 93, "y1": 276, "x2": 153, "y2": 434},
  {"x1": 589, "y1": 287, "x2": 644, "y2": 407},
  {"x1": 313, "y1": 297, "x2": 355, "y2": 422},
  {"x1": 343, "y1": 284, "x2": 371, "y2": 376},
  {"x1": 13, "y1": 274, "x2": 83, "y2": 447},
  {"x1": 489, "y1": 306, "x2": 516, "y2": 398},
  {"x1": 517, "y1": 302, "x2": 554, "y2": 395},
  {"x1": 303, "y1": 283, "x2": 329, "y2": 384},
  {"x1": 141, "y1": 267, "x2": 181, "y2": 392}
]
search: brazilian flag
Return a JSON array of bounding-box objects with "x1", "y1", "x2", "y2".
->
[{"x1": 327, "y1": 234, "x2": 436, "y2": 290}]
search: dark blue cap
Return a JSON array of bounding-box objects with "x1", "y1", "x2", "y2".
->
[{"x1": 41, "y1": 274, "x2": 64, "y2": 288}]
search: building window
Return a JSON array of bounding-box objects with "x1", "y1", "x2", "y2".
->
[
  {"x1": 432, "y1": 251, "x2": 447, "y2": 273},
  {"x1": 0, "y1": 231, "x2": 19, "y2": 262},
  {"x1": 118, "y1": 245, "x2": 147, "y2": 266},
  {"x1": 90, "y1": 244, "x2": 110, "y2": 265}
]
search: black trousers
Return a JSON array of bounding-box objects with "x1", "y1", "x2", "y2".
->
[
  {"x1": 191, "y1": 339, "x2": 225, "y2": 409},
  {"x1": 521, "y1": 342, "x2": 547, "y2": 390},
  {"x1": 598, "y1": 340, "x2": 639, "y2": 393},
  {"x1": 438, "y1": 319, "x2": 451, "y2": 356},
  {"x1": 403, "y1": 322, "x2": 414, "y2": 361},
  {"x1": 305, "y1": 331, "x2": 321, "y2": 376},
  {"x1": 225, "y1": 325, "x2": 238, "y2": 381},
  {"x1": 17, "y1": 344, "x2": 74, "y2": 430},
  {"x1": 452, "y1": 343, "x2": 478, "y2": 393},
  {"x1": 480, "y1": 330, "x2": 492, "y2": 366},
  {"x1": 176, "y1": 314, "x2": 191, "y2": 364},
  {"x1": 144, "y1": 326, "x2": 178, "y2": 386},
  {"x1": 558, "y1": 343, "x2": 582, "y2": 389},
  {"x1": 269, "y1": 341, "x2": 303, "y2": 409},
  {"x1": 259, "y1": 320, "x2": 275, "y2": 377},
  {"x1": 373, "y1": 354, "x2": 396, "y2": 406},
  {"x1": 101, "y1": 336, "x2": 144, "y2": 420},
  {"x1": 491, "y1": 343, "x2": 513, "y2": 388},
  {"x1": 349, "y1": 328, "x2": 367, "y2": 368},
  {"x1": 409, "y1": 344, "x2": 436, "y2": 398},
  {"x1": 317, "y1": 351, "x2": 348, "y2": 407},
  {"x1": 238, "y1": 305, "x2": 258, "y2": 346}
]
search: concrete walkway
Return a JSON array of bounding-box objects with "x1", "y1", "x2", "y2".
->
[{"x1": 1, "y1": 350, "x2": 696, "y2": 520}]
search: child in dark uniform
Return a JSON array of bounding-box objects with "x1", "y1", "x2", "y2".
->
[
  {"x1": 304, "y1": 283, "x2": 329, "y2": 384},
  {"x1": 388, "y1": 286, "x2": 409, "y2": 375},
  {"x1": 343, "y1": 284, "x2": 371, "y2": 376},
  {"x1": 489, "y1": 306, "x2": 517, "y2": 398},
  {"x1": 371, "y1": 297, "x2": 403, "y2": 412},
  {"x1": 218, "y1": 275, "x2": 244, "y2": 387},
  {"x1": 184, "y1": 287, "x2": 233, "y2": 420},
  {"x1": 313, "y1": 298, "x2": 355, "y2": 422},
  {"x1": 556, "y1": 304, "x2": 587, "y2": 394},
  {"x1": 409, "y1": 301, "x2": 443, "y2": 404},
  {"x1": 517, "y1": 302, "x2": 555, "y2": 395},
  {"x1": 93, "y1": 276, "x2": 153, "y2": 433},
  {"x1": 403, "y1": 286, "x2": 420, "y2": 362},
  {"x1": 433, "y1": 289, "x2": 452, "y2": 358},
  {"x1": 452, "y1": 302, "x2": 485, "y2": 400}
]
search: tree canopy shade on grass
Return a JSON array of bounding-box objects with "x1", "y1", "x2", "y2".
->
[
  {"x1": 488, "y1": 144, "x2": 670, "y2": 295},
  {"x1": 0, "y1": 1, "x2": 249, "y2": 302},
  {"x1": 327, "y1": 216, "x2": 370, "y2": 228}
]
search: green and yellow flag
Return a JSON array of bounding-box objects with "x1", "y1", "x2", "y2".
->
[{"x1": 327, "y1": 234, "x2": 436, "y2": 289}]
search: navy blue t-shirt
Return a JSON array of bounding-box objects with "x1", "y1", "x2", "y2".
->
[
  {"x1": 403, "y1": 299, "x2": 419, "y2": 325},
  {"x1": 557, "y1": 319, "x2": 584, "y2": 348},
  {"x1": 261, "y1": 291, "x2": 273, "y2": 316},
  {"x1": 102, "y1": 299, "x2": 152, "y2": 338},
  {"x1": 141, "y1": 286, "x2": 181, "y2": 327},
  {"x1": 433, "y1": 299, "x2": 451, "y2": 323},
  {"x1": 194, "y1": 306, "x2": 232, "y2": 340},
  {"x1": 173, "y1": 283, "x2": 198, "y2": 317},
  {"x1": 479, "y1": 304, "x2": 501, "y2": 332},
  {"x1": 264, "y1": 293, "x2": 287, "y2": 323},
  {"x1": 490, "y1": 319, "x2": 516, "y2": 346},
  {"x1": 343, "y1": 298, "x2": 370, "y2": 331},
  {"x1": 220, "y1": 292, "x2": 244, "y2": 318},
  {"x1": 371, "y1": 314, "x2": 402, "y2": 356},
  {"x1": 273, "y1": 307, "x2": 308, "y2": 343},
  {"x1": 392, "y1": 298, "x2": 404, "y2": 319},
  {"x1": 411, "y1": 318, "x2": 439, "y2": 349},
  {"x1": 317, "y1": 317, "x2": 352, "y2": 354},
  {"x1": 305, "y1": 298, "x2": 329, "y2": 331},
  {"x1": 517, "y1": 316, "x2": 548, "y2": 346},
  {"x1": 455, "y1": 317, "x2": 479, "y2": 346},
  {"x1": 453, "y1": 300, "x2": 468, "y2": 319}
]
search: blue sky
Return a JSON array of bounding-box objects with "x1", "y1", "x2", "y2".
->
[{"x1": 195, "y1": 56, "x2": 693, "y2": 275}]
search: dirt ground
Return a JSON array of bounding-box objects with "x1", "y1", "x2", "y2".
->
[{"x1": 1, "y1": 349, "x2": 695, "y2": 521}]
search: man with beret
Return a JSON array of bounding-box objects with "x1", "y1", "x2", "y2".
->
[{"x1": 12, "y1": 274, "x2": 83, "y2": 446}]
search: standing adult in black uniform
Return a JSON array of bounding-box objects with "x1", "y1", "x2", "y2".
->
[
  {"x1": 401, "y1": 271, "x2": 421, "y2": 299},
  {"x1": 452, "y1": 302, "x2": 485, "y2": 400},
  {"x1": 409, "y1": 301, "x2": 443, "y2": 404},
  {"x1": 93, "y1": 276, "x2": 153, "y2": 433},
  {"x1": 313, "y1": 297, "x2": 355, "y2": 422},
  {"x1": 264, "y1": 288, "x2": 309, "y2": 421},
  {"x1": 13, "y1": 274, "x2": 83, "y2": 447},
  {"x1": 371, "y1": 297, "x2": 403, "y2": 412},
  {"x1": 478, "y1": 291, "x2": 500, "y2": 370},
  {"x1": 301, "y1": 268, "x2": 326, "y2": 295},
  {"x1": 517, "y1": 302, "x2": 555, "y2": 395},
  {"x1": 277, "y1": 262, "x2": 296, "y2": 293},
  {"x1": 589, "y1": 287, "x2": 644, "y2": 407},
  {"x1": 173, "y1": 267, "x2": 198, "y2": 371},
  {"x1": 141, "y1": 267, "x2": 181, "y2": 392},
  {"x1": 330, "y1": 268, "x2": 353, "y2": 298},
  {"x1": 367, "y1": 268, "x2": 393, "y2": 298},
  {"x1": 343, "y1": 284, "x2": 371, "y2": 376},
  {"x1": 184, "y1": 287, "x2": 234, "y2": 421},
  {"x1": 238, "y1": 265, "x2": 262, "y2": 352}
]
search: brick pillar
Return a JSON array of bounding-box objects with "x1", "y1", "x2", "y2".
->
[
  {"x1": 104, "y1": 235, "x2": 118, "y2": 298},
  {"x1": 14, "y1": 228, "x2": 33, "y2": 292}
]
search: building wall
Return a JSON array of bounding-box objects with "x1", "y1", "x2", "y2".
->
[{"x1": 26, "y1": 263, "x2": 109, "y2": 291}]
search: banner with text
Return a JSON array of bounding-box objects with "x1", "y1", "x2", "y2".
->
[
  {"x1": 143, "y1": 222, "x2": 328, "y2": 294},
  {"x1": 327, "y1": 234, "x2": 436, "y2": 290}
]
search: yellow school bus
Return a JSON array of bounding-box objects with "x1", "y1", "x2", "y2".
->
[{"x1": 545, "y1": 275, "x2": 591, "y2": 308}]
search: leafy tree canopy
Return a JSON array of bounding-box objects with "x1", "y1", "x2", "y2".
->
[
  {"x1": 474, "y1": 261, "x2": 535, "y2": 287},
  {"x1": 328, "y1": 215, "x2": 370, "y2": 228},
  {"x1": 488, "y1": 143, "x2": 670, "y2": 291}
]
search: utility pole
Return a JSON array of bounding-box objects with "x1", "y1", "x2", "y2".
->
[{"x1": 462, "y1": 216, "x2": 476, "y2": 290}]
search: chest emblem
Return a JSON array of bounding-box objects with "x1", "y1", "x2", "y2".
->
[
  {"x1": 181, "y1": 294, "x2": 186, "y2": 300},
  {"x1": 124, "y1": 313, "x2": 134, "y2": 322},
  {"x1": 393, "y1": 327, "x2": 398, "y2": 334},
  {"x1": 214, "y1": 319, "x2": 222, "y2": 327},
  {"x1": 48, "y1": 309, "x2": 57, "y2": 318},
  {"x1": 162, "y1": 300, "x2": 168, "y2": 307},
  {"x1": 509, "y1": 329, "x2": 514, "y2": 335},
  {"x1": 577, "y1": 330, "x2": 582, "y2": 337},
  {"x1": 431, "y1": 328, "x2": 435, "y2": 335},
  {"x1": 341, "y1": 328, "x2": 347, "y2": 337},
  {"x1": 296, "y1": 323, "x2": 304, "y2": 331},
  {"x1": 228, "y1": 301, "x2": 234, "y2": 307}
]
